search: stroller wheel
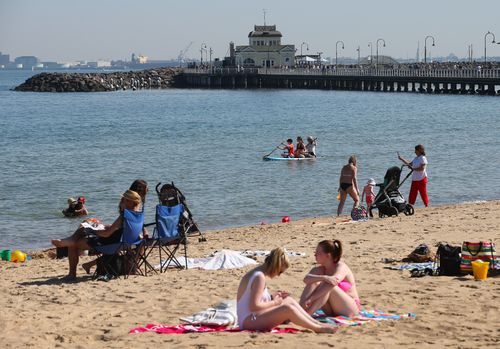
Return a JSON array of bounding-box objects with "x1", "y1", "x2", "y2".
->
[
  {"x1": 388, "y1": 207, "x2": 398, "y2": 217},
  {"x1": 404, "y1": 204, "x2": 415, "y2": 216}
]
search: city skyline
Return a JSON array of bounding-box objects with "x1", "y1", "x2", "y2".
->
[{"x1": 1, "y1": 0, "x2": 500, "y2": 62}]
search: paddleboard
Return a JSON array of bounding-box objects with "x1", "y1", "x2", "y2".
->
[{"x1": 263, "y1": 156, "x2": 315, "y2": 161}]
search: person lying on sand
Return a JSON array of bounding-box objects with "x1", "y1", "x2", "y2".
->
[
  {"x1": 236, "y1": 247, "x2": 337, "y2": 333},
  {"x1": 300, "y1": 240, "x2": 360, "y2": 317}
]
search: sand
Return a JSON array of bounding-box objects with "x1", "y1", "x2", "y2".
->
[{"x1": 0, "y1": 201, "x2": 499, "y2": 348}]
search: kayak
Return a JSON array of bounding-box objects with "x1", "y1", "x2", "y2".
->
[{"x1": 263, "y1": 156, "x2": 315, "y2": 161}]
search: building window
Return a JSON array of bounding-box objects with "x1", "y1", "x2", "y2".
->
[
  {"x1": 243, "y1": 58, "x2": 255, "y2": 66},
  {"x1": 285, "y1": 58, "x2": 290, "y2": 62}
]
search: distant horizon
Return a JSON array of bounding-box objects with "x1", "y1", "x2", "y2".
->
[{"x1": 1, "y1": 0, "x2": 499, "y2": 62}]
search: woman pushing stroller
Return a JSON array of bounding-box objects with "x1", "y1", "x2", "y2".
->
[{"x1": 398, "y1": 144, "x2": 429, "y2": 207}]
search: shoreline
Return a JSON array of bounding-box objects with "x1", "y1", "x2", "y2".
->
[
  {"x1": 1, "y1": 200, "x2": 499, "y2": 348},
  {"x1": 17, "y1": 199, "x2": 500, "y2": 254}
]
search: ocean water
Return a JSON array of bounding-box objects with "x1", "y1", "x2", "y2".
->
[{"x1": 1, "y1": 70, "x2": 499, "y2": 251}]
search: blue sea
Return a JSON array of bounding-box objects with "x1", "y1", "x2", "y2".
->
[{"x1": 1, "y1": 70, "x2": 499, "y2": 251}]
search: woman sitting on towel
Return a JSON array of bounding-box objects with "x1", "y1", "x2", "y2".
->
[
  {"x1": 300, "y1": 240, "x2": 360, "y2": 317},
  {"x1": 236, "y1": 247, "x2": 336, "y2": 333},
  {"x1": 51, "y1": 190, "x2": 142, "y2": 281}
]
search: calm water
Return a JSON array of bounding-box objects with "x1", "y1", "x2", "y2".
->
[{"x1": 1, "y1": 70, "x2": 499, "y2": 250}]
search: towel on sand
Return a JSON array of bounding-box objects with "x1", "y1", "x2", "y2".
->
[
  {"x1": 314, "y1": 309, "x2": 416, "y2": 327},
  {"x1": 130, "y1": 324, "x2": 299, "y2": 334},
  {"x1": 387, "y1": 262, "x2": 435, "y2": 271},
  {"x1": 179, "y1": 300, "x2": 237, "y2": 327},
  {"x1": 156, "y1": 250, "x2": 258, "y2": 270}
]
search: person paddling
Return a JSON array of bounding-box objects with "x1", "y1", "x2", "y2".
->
[{"x1": 279, "y1": 139, "x2": 295, "y2": 158}]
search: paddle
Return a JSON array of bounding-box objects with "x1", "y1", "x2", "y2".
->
[{"x1": 263, "y1": 142, "x2": 284, "y2": 158}]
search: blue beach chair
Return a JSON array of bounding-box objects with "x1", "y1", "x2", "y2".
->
[
  {"x1": 92, "y1": 208, "x2": 145, "y2": 279},
  {"x1": 149, "y1": 203, "x2": 188, "y2": 273}
]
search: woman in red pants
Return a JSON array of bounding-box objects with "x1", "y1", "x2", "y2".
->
[{"x1": 398, "y1": 144, "x2": 429, "y2": 207}]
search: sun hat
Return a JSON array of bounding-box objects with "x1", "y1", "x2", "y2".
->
[
  {"x1": 121, "y1": 189, "x2": 141, "y2": 205},
  {"x1": 67, "y1": 197, "x2": 77, "y2": 205},
  {"x1": 307, "y1": 136, "x2": 314, "y2": 142},
  {"x1": 367, "y1": 178, "x2": 376, "y2": 185},
  {"x1": 77, "y1": 196, "x2": 86, "y2": 204}
]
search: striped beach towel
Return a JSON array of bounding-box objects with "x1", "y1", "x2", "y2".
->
[{"x1": 314, "y1": 309, "x2": 416, "y2": 327}]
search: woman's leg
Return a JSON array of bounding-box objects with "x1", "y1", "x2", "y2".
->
[
  {"x1": 326, "y1": 287, "x2": 360, "y2": 317},
  {"x1": 82, "y1": 258, "x2": 97, "y2": 274},
  {"x1": 408, "y1": 180, "x2": 418, "y2": 205},
  {"x1": 419, "y1": 177, "x2": 429, "y2": 207},
  {"x1": 51, "y1": 227, "x2": 86, "y2": 247},
  {"x1": 243, "y1": 302, "x2": 336, "y2": 333},
  {"x1": 300, "y1": 282, "x2": 334, "y2": 315},
  {"x1": 67, "y1": 239, "x2": 90, "y2": 280},
  {"x1": 347, "y1": 186, "x2": 359, "y2": 208},
  {"x1": 337, "y1": 190, "x2": 348, "y2": 216}
]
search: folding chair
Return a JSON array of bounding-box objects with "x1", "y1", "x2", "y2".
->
[
  {"x1": 92, "y1": 208, "x2": 145, "y2": 280},
  {"x1": 150, "y1": 203, "x2": 188, "y2": 273}
]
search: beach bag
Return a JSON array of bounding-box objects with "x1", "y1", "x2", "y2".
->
[
  {"x1": 436, "y1": 244, "x2": 461, "y2": 276},
  {"x1": 351, "y1": 205, "x2": 368, "y2": 221},
  {"x1": 460, "y1": 241, "x2": 497, "y2": 274},
  {"x1": 408, "y1": 244, "x2": 434, "y2": 263},
  {"x1": 96, "y1": 254, "x2": 127, "y2": 277}
]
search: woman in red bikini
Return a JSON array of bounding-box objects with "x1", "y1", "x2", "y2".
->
[{"x1": 300, "y1": 240, "x2": 361, "y2": 317}]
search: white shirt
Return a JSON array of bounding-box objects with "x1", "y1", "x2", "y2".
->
[
  {"x1": 411, "y1": 155, "x2": 428, "y2": 181},
  {"x1": 306, "y1": 143, "x2": 316, "y2": 155}
]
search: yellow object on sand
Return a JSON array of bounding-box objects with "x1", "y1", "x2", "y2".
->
[
  {"x1": 471, "y1": 260, "x2": 489, "y2": 280},
  {"x1": 11, "y1": 250, "x2": 26, "y2": 263}
]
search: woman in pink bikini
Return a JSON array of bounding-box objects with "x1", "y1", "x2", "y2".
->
[
  {"x1": 236, "y1": 247, "x2": 336, "y2": 333},
  {"x1": 300, "y1": 240, "x2": 360, "y2": 317}
]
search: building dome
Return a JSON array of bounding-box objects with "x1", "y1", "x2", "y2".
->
[{"x1": 248, "y1": 25, "x2": 282, "y2": 38}]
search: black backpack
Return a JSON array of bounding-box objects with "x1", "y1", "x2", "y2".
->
[{"x1": 436, "y1": 244, "x2": 462, "y2": 276}]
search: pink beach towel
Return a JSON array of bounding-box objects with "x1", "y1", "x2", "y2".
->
[{"x1": 130, "y1": 324, "x2": 300, "y2": 334}]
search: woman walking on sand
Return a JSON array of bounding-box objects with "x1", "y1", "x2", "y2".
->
[
  {"x1": 398, "y1": 144, "x2": 429, "y2": 207},
  {"x1": 337, "y1": 155, "x2": 360, "y2": 216}
]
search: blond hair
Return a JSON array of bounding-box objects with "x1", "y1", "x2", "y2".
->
[
  {"x1": 121, "y1": 189, "x2": 142, "y2": 206},
  {"x1": 262, "y1": 247, "x2": 290, "y2": 277}
]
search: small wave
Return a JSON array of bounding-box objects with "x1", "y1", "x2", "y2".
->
[{"x1": 460, "y1": 200, "x2": 488, "y2": 205}]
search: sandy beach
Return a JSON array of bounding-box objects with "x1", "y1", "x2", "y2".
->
[{"x1": 0, "y1": 201, "x2": 499, "y2": 348}]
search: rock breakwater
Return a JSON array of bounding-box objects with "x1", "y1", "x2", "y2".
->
[{"x1": 14, "y1": 68, "x2": 181, "y2": 92}]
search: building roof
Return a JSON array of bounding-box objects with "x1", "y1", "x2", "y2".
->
[
  {"x1": 248, "y1": 25, "x2": 282, "y2": 38},
  {"x1": 235, "y1": 45, "x2": 295, "y2": 53}
]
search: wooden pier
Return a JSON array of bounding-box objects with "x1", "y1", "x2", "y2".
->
[{"x1": 178, "y1": 67, "x2": 500, "y2": 95}]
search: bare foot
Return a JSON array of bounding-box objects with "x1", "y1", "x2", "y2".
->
[
  {"x1": 61, "y1": 275, "x2": 77, "y2": 283},
  {"x1": 318, "y1": 325, "x2": 338, "y2": 334},
  {"x1": 82, "y1": 263, "x2": 91, "y2": 274}
]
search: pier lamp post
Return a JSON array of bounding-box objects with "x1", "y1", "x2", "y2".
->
[
  {"x1": 424, "y1": 35, "x2": 436, "y2": 63},
  {"x1": 376, "y1": 38, "x2": 386, "y2": 67},
  {"x1": 368, "y1": 42, "x2": 373, "y2": 65},
  {"x1": 484, "y1": 31, "x2": 496, "y2": 63},
  {"x1": 335, "y1": 40, "x2": 345, "y2": 66},
  {"x1": 200, "y1": 43, "x2": 207, "y2": 66},
  {"x1": 300, "y1": 42, "x2": 309, "y2": 62},
  {"x1": 356, "y1": 46, "x2": 360, "y2": 65}
]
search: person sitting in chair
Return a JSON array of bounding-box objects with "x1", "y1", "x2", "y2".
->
[{"x1": 51, "y1": 190, "x2": 142, "y2": 281}]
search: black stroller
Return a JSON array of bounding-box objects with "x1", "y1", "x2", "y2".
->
[
  {"x1": 155, "y1": 182, "x2": 206, "y2": 242},
  {"x1": 369, "y1": 165, "x2": 415, "y2": 218}
]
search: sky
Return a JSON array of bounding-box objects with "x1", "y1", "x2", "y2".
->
[{"x1": 1, "y1": 0, "x2": 500, "y2": 62}]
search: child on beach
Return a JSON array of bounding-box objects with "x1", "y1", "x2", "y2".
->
[
  {"x1": 361, "y1": 179, "x2": 376, "y2": 208},
  {"x1": 279, "y1": 139, "x2": 295, "y2": 158}
]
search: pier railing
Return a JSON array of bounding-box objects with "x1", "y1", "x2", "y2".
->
[{"x1": 183, "y1": 67, "x2": 500, "y2": 79}]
